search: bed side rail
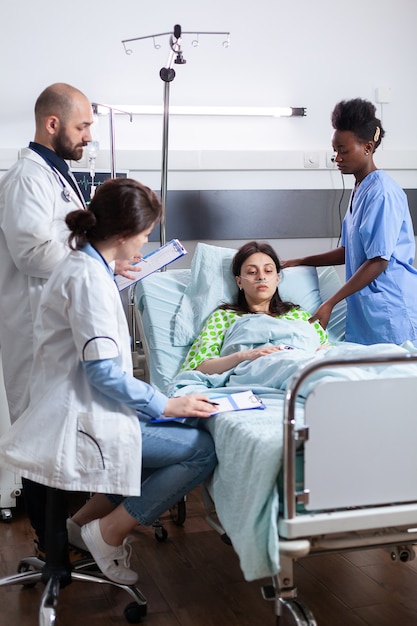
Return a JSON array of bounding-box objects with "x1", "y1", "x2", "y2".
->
[{"x1": 282, "y1": 352, "x2": 417, "y2": 519}]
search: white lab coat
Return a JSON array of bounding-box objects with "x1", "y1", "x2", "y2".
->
[
  {"x1": 0, "y1": 148, "x2": 84, "y2": 423},
  {"x1": 0, "y1": 250, "x2": 142, "y2": 496}
]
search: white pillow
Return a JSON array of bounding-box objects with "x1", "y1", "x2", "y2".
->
[
  {"x1": 317, "y1": 266, "x2": 346, "y2": 342},
  {"x1": 135, "y1": 269, "x2": 191, "y2": 392},
  {"x1": 173, "y1": 243, "x2": 238, "y2": 346},
  {"x1": 279, "y1": 266, "x2": 322, "y2": 316},
  {"x1": 173, "y1": 243, "x2": 323, "y2": 347}
]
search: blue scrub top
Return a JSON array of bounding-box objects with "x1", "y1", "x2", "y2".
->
[{"x1": 341, "y1": 170, "x2": 417, "y2": 345}]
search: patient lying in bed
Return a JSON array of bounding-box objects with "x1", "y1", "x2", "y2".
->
[
  {"x1": 180, "y1": 241, "x2": 328, "y2": 377},
  {"x1": 166, "y1": 242, "x2": 416, "y2": 582},
  {"x1": 168, "y1": 242, "x2": 335, "y2": 581}
]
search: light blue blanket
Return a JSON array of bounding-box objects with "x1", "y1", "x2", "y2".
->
[{"x1": 169, "y1": 315, "x2": 417, "y2": 581}]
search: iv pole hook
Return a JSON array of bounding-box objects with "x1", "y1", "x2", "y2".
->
[{"x1": 159, "y1": 25, "x2": 184, "y2": 248}]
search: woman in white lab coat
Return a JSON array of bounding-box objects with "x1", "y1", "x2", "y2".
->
[{"x1": 0, "y1": 178, "x2": 216, "y2": 584}]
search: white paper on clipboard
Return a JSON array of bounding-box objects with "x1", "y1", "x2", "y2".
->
[
  {"x1": 115, "y1": 239, "x2": 187, "y2": 291},
  {"x1": 209, "y1": 390, "x2": 265, "y2": 414}
]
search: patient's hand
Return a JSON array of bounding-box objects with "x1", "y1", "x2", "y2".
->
[
  {"x1": 196, "y1": 345, "x2": 288, "y2": 375},
  {"x1": 164, "y1": 394, "x2": 216, "y2": 419},
  {"x1": 241, "y1": 345, "x2": 287, "y2": 361}
]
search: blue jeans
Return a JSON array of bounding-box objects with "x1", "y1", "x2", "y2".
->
[{"x1": 107, "y1": 419, "x2": 217, "y2": 525}]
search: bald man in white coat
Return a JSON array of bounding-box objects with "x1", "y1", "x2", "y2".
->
[{"x1": 0, "y1": 83, "x2": 136, "y2": 553}]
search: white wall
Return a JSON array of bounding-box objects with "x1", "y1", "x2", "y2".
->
[
  {"x1": 1, "y1": 0, "x2": 417, "y2": 154},
  {"x1": 0, "y1": 0, "x2": 416, "y2": 263}
]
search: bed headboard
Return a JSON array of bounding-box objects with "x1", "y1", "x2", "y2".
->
[{"x1": 134, "y1": 243, "x2": 346, "y2": 393}]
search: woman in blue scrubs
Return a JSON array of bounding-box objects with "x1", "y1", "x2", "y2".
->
[{"x1": 283, "y1": 98, "x2": 417, "y2": 345}]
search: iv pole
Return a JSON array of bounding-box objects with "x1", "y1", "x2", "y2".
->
[
  {"x1": 122, "y1": 26, "x2": 231, "y2": 248},
  {"x1": 159, "y1": 25, "x2": 185, "y2": 247}
]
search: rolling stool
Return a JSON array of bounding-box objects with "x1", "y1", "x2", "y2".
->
[{"x1": 0, "y1": 486, "x2": 147, "y2": 625}]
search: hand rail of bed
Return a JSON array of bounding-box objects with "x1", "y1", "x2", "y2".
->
[{"x1": 282, "y1": 351, "x2": 417, "y2": 519}]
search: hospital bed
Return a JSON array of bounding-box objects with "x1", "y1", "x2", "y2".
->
[{"x1": 134, "y1": 242, "x2": 417, "y2": 625}]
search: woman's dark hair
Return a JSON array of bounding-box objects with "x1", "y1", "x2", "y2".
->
[
  {"x1": 331, "y1": 98, "x2": 385, "y2": 151},
  {"x1": 65, "y1": 178, "x2": 162, "y2": 250},
  {"x1": 220, "y1": 241, "x2": 298, "y2": 316}
]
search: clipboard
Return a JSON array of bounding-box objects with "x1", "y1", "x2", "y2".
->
[
  {"x1": 149, "y1": 390, "x2": 265, "y2": 423},
  {"x1": 115, "y1": 239, "x2": 187, "y2": 291},
  {"x1": 208, "y1": 390, "x2": 265, "y2": 414}
]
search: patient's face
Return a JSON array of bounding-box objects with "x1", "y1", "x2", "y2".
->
[{"x1": 237, "y1": 253, "x2": 279, "y2": 302}]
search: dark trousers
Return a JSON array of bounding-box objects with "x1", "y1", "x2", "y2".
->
[{"x1": 22, "y1": 477, "x2": 47, "y2": 550}]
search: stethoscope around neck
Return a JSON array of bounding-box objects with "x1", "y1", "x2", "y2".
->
[
  {"x1": 54, "y1": 168, "x2": 86, "y2": 207},
  {"x1": 61, "y1": 183, "x2": 72, "y2": 202},
  {"x1": 30, "y1": 145, "x2": 84, "y2": 207}
]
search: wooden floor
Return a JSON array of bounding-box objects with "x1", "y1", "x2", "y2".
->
[{"x1": 1, "y1": 490, "x2": 417, "y2": 626}]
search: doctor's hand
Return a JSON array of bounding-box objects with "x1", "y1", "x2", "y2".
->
[
  {"x1": 114, "y1": 256, "x2": 142, "y2": 280},
  {"x1": 163, "y1": 395, "x2": 216, "y2": 419},
  {"x1": 309, "y1": 300, "x2": 333, "y2": 330}
]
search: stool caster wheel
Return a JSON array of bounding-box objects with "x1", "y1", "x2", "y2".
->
[
  {"x1": 124, "y1": 600, "x2": 147, "y2": 623},
  {"x1": 17, "y1": 562, "x2": 38, "y2": 588}
]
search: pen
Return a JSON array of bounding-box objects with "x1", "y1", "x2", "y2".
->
[{"x1": 204, "y1": 400, "x2": 220, "y2": 406}]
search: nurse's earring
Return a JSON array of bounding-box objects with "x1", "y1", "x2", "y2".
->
[{"x1": 364, "y1": 141, "x2": 373, "y2": 157}]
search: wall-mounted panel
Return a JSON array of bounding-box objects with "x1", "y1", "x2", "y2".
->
[{"x1": 149, "y1": 189, "x2": 417, "y2": 241}]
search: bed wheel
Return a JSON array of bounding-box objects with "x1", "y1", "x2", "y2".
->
[
  {"x1": 169, "y1": 497, "x2": 186, "y2": 526},
  {"x1": 276, "y1": 598, "x2": 317, "y2": 625},
  {"x1": 154, "y1": 524, "x2": 168, "y2": 542},
  {"x1": 390, "y1": 544, "x2": 416, "y2": 563},
  {"x1": 152, "y1": 517, "x2": 168, "y2": 542}
]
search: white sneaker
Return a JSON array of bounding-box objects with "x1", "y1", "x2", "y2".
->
[
  {"x1": 66, "y1": 518, "x2": 89, "y2": 552},
  {"x1": 81, "y1": 519, "x2": 138, "y2": 585}
]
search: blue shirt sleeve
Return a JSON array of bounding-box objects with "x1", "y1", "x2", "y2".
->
[{"x1": 82, "y1": 358, "x2": 167, "y2": 419}]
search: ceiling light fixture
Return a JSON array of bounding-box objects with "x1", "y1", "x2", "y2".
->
[{"x1": 94, "y1": 104, "x2": 306, "y2": 117}]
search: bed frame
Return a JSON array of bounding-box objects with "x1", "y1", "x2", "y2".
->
[
  {"x1": 273, "y1": 352, "x2": 417, "y2": 623},
  {"x1": 133, "y1": 260, "x2": 417, "y2": 625}
]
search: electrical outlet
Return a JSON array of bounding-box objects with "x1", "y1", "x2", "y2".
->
[
  {"x1": 375, "y1": 87, "x2": 392, "y2": 104},
  {"x1": 304, "y1": 152, "x2": 320, "y2": 169},
  {"x1": 326, "y1": 152, "x2": 337, "y2": 168}
]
